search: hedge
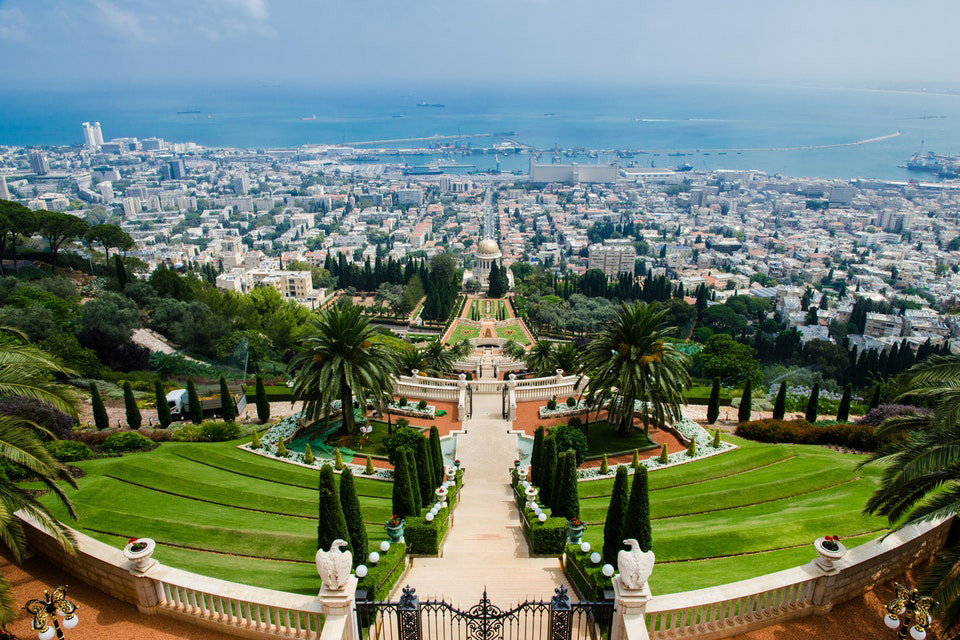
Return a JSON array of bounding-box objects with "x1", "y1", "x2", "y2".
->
[
  {"x1": 734, "y1": 418, "x2": 888, "y2": 451},
  {"x1": 44, "y1": 440, "x2": 94, "y2": 462},
  {"x1": 357, "y1": 541, "x2": 407, "y2": 601},
  {"x1": 512, "y1": 472, "x2": 566, "y2": 555},
  {"x1": 404, "y1": 469, "x2": 463, "y2": 555},
  {"x1": 244, "y1": 385, "x2": 294, "y2": 402},
  {"x1": 564, "y1": 546, "x2": 613, "y2": 601},
  {"x1": 100, "y1": 431, "x2": 157, "y2": 453}
]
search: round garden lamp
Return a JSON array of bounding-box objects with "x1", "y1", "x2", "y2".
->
[
  {"x1": 24, "y1": 586, "x2": 78, "y2": 639},
  {"x1": 883, "y1": 583, "x2": 936, "y2": 639}
]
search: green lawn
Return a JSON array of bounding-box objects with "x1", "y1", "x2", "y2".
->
[
  {"x1": 38, "y1": 439, "x2": 396, "y2": 595},
  {"x1": 568, "y1": 422, "x2": 655, "y2": 458},
  {"x1": 447, "y1": 323, "x2": 480, "y2": 343},
  {"x1": 563, "y1": 436, "x2": 889, "y2": 594},
  {"x1": 495, "y1": 322, "x2": 530, "y2": 345}
]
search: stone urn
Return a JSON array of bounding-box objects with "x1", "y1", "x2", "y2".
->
[
  {"x1": 517, "y1": 467, "x2": 529, "y2": 483},
  {"x1": 123, "y1": 537, "x2": 157, "y2": 574},
  {"x1": 813, "y1": 536, "x2": 847, "y2": 575},
  {"x1": 445, "y1": 467, "x2": 456, "y2": 482},
  {"x1": 525, "y1": 486, "x2": 539, "y2": 510},
  {"x1": 385, "y1": 519, "x2": 405, "y2": 543},
  {"x1": 436, "y1": 485, "x2": 449, "y2": 508},
  {"x1": 566, "y1": 519, "x2": 586, "y2": 545}
]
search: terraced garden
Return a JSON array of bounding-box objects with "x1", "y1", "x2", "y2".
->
[
  {"x1": 38, "y1": 439, "x2": 395, "y2": 595},
  {"x1": 574, "y1": 435, "x2": 888, "y2": 594},
  {"x1": 495, "y1": 321, "x2": 530, "y2": 345}
]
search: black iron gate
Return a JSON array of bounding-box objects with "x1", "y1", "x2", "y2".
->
[{"x1": 356, "y1": 585, "x2": 612, "y2": 640}]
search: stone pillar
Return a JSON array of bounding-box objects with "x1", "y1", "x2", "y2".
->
[
  {"x1": 457, "y1": 373, "x2": 468, "y2": 421},
  {"x1": 611, "y1": 576, "x2": 651, "y2": 640},
  {"x1": 318, "y1": 575, "x2": 359, "y2": 640},
  {"x1": 507, "y1": 374, "x2": 517, "y2": 421}
]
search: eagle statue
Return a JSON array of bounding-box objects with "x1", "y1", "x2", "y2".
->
[
  {"x1": 315, "y1": 540, "x2": 353, "y2": 590},
  {"x1": 617, "y1": 539, "x2": 655, "y2": 590}
]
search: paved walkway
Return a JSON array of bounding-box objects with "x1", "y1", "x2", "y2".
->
[{"x1": 397, "y1": 393, "x2": 572, "y2": 608}]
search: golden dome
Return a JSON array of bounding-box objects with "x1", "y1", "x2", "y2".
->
[{"x1": 477, "y1": 238, "x2": 500, "y2": 256}]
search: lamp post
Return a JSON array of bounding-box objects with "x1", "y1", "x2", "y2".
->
[
  {"x1": 23, "y1": 586, "x2": 79, "y2": 640},
  {"x1": 883, "y1": 582, "x2": 936, "y2": 640}
]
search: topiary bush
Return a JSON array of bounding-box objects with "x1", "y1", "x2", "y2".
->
[
  {"x1": 101, "y1": 431, "x2": 157, "y2": 453},
  {"x1": 44, "y1": 440, "x2": 93, "y2": 462},
  {"x1": 549, "y1": 425, "x2": 588, "y2": 465},
  {"x1": 546, "y1": 399, "x2": 558, "y2": 411},
  {"x1": 417, "y1": 399, "x2": 428, "y2": 411},
  {"x1": 200, "y1": 421, "x2": 241, "y2": 442},
  {"x1": 398, "y1": 397, "x2": 408, "y2": 407},
  {"x1": 357, "y1": 542, "x2": 407, "y2": 601},
  {"x1": 566, "y1": 396, "x2": 577, "y2": 408},
  {"x1": 568, "y1": 416, "x2": 582, "y2": 427},
  {"x1": 384, "y1": 427, "x2": 426, "y2": 465},
  {"x1": 735, "y1": 418, "x2": 891, "y2": 451}
]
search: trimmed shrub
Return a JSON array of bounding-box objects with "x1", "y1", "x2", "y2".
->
[
  {"x1": 398, "y1": 397, "x2": 408, "y2": 407},
  {"x1": 317, "y1": 465, "x2": 349, "y2": 552},
  {"x1": 599, "y1": 453, "x2": 608, "y2": 475},
  {"x1": 415, "y1": 437, "x2": 434, "y2": 505},
  {"x1": 632, "y1": 448, "x2": 641, "y2": 469},
  {"x1": 276, "y1": 439, "x2": 288, "y2": 457},
  {"x1": 737, "y1": 379, "x2": 753, "y2": 424},
  {"x1": 101, "y1": 431, "x2": 156, "y2": 453},
  {"x1": 547, "y1": 398, "x2": 558, "y2": 410},
  {"x1": 405, "y1": 447, "x2": 422, "y2": 514},
  {"x1": 154, "y1": 381, "x2": 172, "y2": 428},
  {"x1": 772, "y1": 382, "x2": 787, "y2": 420},
  {"x1": 687, "y1": 438, "x2": 697, "y2": 457},
  {"x1": 549, "y1": 424, "x2": 588, "y2": 465},
  {"x1": 837, "y1": 384, "x2": 852, "y2": 422},
  {"x1": 528, "y1": 516, "x2": 567, "y2": 554},
  {"x1": 602, "y1": 466, "x2": 629, "y2": 565},
  {"x1": 429, "y1": 425, "x2": 443, "y2": 484},
  {"x1": 251, "y1": 428, "x2": 260, "y2": 449},
  {"x1": 45, "y1": 440, "x2": 93, "y2": 462},
  {"x1": 123, "y1": 382, "x2": 141, "y2": 430},
  {"x1": 553, "y1": 450, "x2": 580, "y2": 520},
  {"x1": 0, "y1": 396, "x2": 74, "y2": 440},
  {"x1": 539, "y1": 436, "x2": 557, "y2": 507},
  {"x1": 658, "y1": 444, "x2": 668, "y2": 464},
  {"x1": 391, "y1": 446, "x2": 417, "y2": 519},
  {"x1": 566, "y1": 396, "x2": 577, "y2": 408},
  {"x1": 385, "y1": 427, "x2": 425, "y2": 465},
  {"x1": 713, "y1": 429, "x2": 721, "y2": 448},
  {"x1": 568, "y1": 416, "x2": 582, "y2": 427},
  {"x1": 417, "y1": 399, "x2": 428, "y2": 411},
  {"x1": 339, "y1": 467, "x2": 367, "y2": 567},
  {"x1": 805, "y1": 383, "x2": 820, "y2": 423},
  {"x1": 357, "y1": 541, "x2": 407, "y2": 601},
  {"x1": 334, "y1": 448, "x2": 344, "y2": 470},
  {"x1": 365, "y1": 455, "x2": 375, "y2": 475},
  {"x1": 623, "y1": 466, "x2": 652, "y2": 552},
  {"x1": 186, "y1": 378, "x2": 202, "y2": 424},
  {"x1": 219, "y1": 377, "x2": 235, "y2": 422},
  {"x1": 706, "y1": 378, "x2": 720, "y2": 424},
  {"x1": 91, "y1": 383, "x2": 109, "y2": 431},
  {"x1": 304, "y1": 443, "x2": 315, "y2": 465},
  {"x1": 735, "y1": 418, "x2": 888, "y2": 451},
  {"x1": 255, "y1": 375, "x2": 270, "y2": 423},
  {"x1": 531, "y1": 426, "x2": 545, "y2": 485},
  {"x1": 200, "y1": 421, "x2": 240, "y2": 442},
  {"x1": 868, "y1": 385, "x2": 882, "y2": 410}
]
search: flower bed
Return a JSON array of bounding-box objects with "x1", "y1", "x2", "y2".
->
[
  {"x1": 538, "y1": 400, "x2": 586, "y2": 419},
  {"x1": 388, "y1": 401, "x2": 436, "y2": 419}
]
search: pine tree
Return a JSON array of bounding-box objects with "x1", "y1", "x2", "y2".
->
[
  {"x1": 805, "y1": 382, "x2": 820, "y2": 423},
  {"x1": 339, "y1": 467, "x2": 368, "y2": 568},
  {"x1": 304, "y1": 443, "x2": 315, "y2": 465},
  {"x1": 706, "y1": 378, "x2": 720, "y2": 424},
  {"x1": 391, "y1": 447, "x2": 417, "y2": 519},
  {"x1": 600, "y1": 453, "x2": 609, "y2": 475},
  {"x1": 553, "y1": 450, "x2": 580, "y2": 520},
  {"x1": 90, "y1": 382, "x2": 109, "y2": 431},
  {"x1": 154, "y1": 381, "x2": 172, "y2": 428},
  {"x1": 219, "y1": 377, "x2": 235, "y2": 422},
  {"x1": 429, "y1": 426, "x2": 443, "y2": 484},
  {"x1": 123, "y1": 381, "x2": 141, "y2": 430},
  {"x1": 837, "y1": 384, "x2": 852, "y2": 422},
  {"x1": 869, "y1": 385, "x2": 882, "y2": 410},
  {"x1": 251, "y1": 428, "x2": 260, "y2": 449},
  {"x1": 658, "y1": 444, "x2": 668, "y2": 464},
  {"x1": 334, "y1": 448, "x2": 344, "y2": 470},
  {"x1": 738, "y1": 379, "x2": 753, "y2": 423},
  {"x1": 365, "y1": 455, "x2": 375, "y2": 475},
  {"x1": 187, "y1": 378, "x2": 203, "y2": 424},
  {"x1": 317, "y1": 465, "x2": 350, "y2": 552},
  {"x1": 632, "y1": 448, "x2": 641, "y2": 469},
  {"x1": 772, "y1": 382, "x2": 787, "y2": 420},
  {"x1": 687, "y1": 438, "x2": 697, "y2": 457},
  {"x1": 277, "y1": 439, "x2": 287, "y2": 457},
  {"x1": 405, "y1": 447, "x2": 422, "y2": 514},
  {"x1": 713, "y1": 429, "x2": 721, "y2": 448},
  {"x1": 623, "y1": 466, "x2": 652, "y2": 552},
  {"x1": 539, "y1": 436, "x2": 557, "y2": 508},
  {"x1": 602, "y1": 466, "x2": 630, "y2": 565},
  {"x1": 415, "y1": 437, "x2": 434, "y2": 505},
  {"x1": 255, "y1": 375, "x2": 270, "y2": 423},
  {"x1": 531, "y1": 426, "x2": 545, "y2": 485}
]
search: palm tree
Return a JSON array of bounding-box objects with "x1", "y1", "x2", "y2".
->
[
  {"x1": 0, "y1": 329, "x2": 78, "y2": 417},
  {"x1": 289, "y1": 304, "x2": 400, "y2": 435},
  {"x1": 397, "y1": 347, "x2": 426, "y2": 376},
  {"x1": 550, "y1": 341, "x2": 581, "y2": 376},
  {"x1": 503, "y1": 339, "x2": 527, "y2": 362},
  {"x1": 423, "y1": 340, "x2": 457, "y2": 376},
  {"x1": 861, "y1": 355, "x2": 960, "y2": 632},
  {"x1": 581, "y1": 302, "x2": 690, "y2": 436},
  {"x1": 525, "y1": 340, "x2": 556, "y2": 375}
]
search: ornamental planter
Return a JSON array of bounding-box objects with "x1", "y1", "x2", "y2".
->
[
  {"x1": 445, "y1": 467, "x2": 456, "y2": 482},
  {"x1": 524, "y1": 486, "x2": 539, "y2": 510},
  {"x1": 385, "y1": 520, "x2": 405, "y2": 543},
  {"x1": 813, "y1": 537, "x2": 847, "y2": 575},
  {"x1": 123, "y1": 537, "x2": 157, "y2": 574},
  {"x1": 517, "y1": 468, "x2": 528, "y2": 483},
  {"x1": 566, "y1": 521, "x2": 586, "y2": 545},
  {"x1": 436, "y1": 485, "x2": 449, "y2": 508}
]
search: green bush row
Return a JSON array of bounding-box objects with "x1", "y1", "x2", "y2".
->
[
  {"x1": 403, "y1": 469, "x2": 463, "y2": 555},
  {"x1": 357, "y1": 542, "x2": 407, "y2": 601},
  {"x1": 734, "y1": 418, "x2": 889, "y2": 451},
  {"x1": 45, "y1": 440, "x2": 94, "y2": 462},
  {"x1": 172, "y1": 421, "x2": 242, "y2": 442},
  {"x1": 564, "y1": 546, "x2": 613, "y2": 601},
  {"x1": 100, "y1": 431, "x2": 157, "y2": 453},
  {"x1": 511, "y1": 474, "x2": 567, "y2": 555}
]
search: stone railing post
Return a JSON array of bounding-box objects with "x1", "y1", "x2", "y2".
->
[
  {"x1": 123, "y1": 538, "x2": 161, "y2": 614},
  {"x1": 810, "y1": 537, "x2": 848, "y2": 614},
  {"x1": 318, "y1": 575, "x2": 359, "y2": 640},
  {"x1": 457, "y1": 373, "x2": 467, "y2": 421},
  {"x1": 507, "y1": 374, "x2": 517, "y2": 421},
  {"x1": 611, "y1": 543, "x2": 654, "y2": 640}
]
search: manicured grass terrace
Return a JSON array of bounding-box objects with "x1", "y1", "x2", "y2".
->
[
  {"x1": 495, "y1": 322, "x2": 530, "y2": 345},
  {"x1": 571, "y1": 435, "x2": 887, "y2": 593},
  {"x1": 447, "y1": 323, "x2": 480, "y2": 343}
]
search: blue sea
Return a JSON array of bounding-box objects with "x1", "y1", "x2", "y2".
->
[{"x1": 5, "y1": 82, "x2": 960, "y2": 180}]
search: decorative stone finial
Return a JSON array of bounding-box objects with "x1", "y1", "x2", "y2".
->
[
  {"x1": 315, "y1": 540, "x2": 353, "y2": 590},
  {"x1": 617, "y1": 538, "x2": 655, "y2": 590}
]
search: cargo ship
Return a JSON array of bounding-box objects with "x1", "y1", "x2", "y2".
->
[
  {"x1": 416, "y1": 102, "x2": 445, "y2": 108},
  {"x1": 905, "y1": 151, "x2": 960, "y2": 178}
]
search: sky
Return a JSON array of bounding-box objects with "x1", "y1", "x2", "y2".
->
[{"x1": 1, "y1": 0, "x2": 959, "y2": 90}]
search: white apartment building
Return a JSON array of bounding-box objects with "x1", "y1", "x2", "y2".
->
[{"x1": 588, "y1": 243, "x2": 636, "y2": 276}]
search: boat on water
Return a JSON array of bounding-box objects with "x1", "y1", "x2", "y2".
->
[
  {"x1": 675, "y1": 163, "x2": 694, "y2": 172},
  {"x1": 906, "y1": 151, "x2": 960, "y2": 177},
  {"x1": 300, "y1": 114, "x2": 317, "y2": 121},
  {"x1": 177, "y1": 110, "x2": 201, "y2": 114},
  {"x1": 403, "y1": 164, "x2": 443, "y2": 175},
  {"x1": 417, "y1": 102, "x2": 445, "y2": 108}
]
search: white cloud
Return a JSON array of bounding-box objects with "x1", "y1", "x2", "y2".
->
[
  {"x1": 0, "y1": 7, "x2": 27, "y2": 42},
  {"x1": 223, "y1": 0, "x2": 268, "y2": 21},
  {"x1": 91, "y1": 0, "x2": 146, "y2": 39}
]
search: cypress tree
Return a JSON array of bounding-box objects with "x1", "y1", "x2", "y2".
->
[
  {"x1": 658, "y1": 444, "x2": 668, "y2": 464},
  {"x1": 251, "y1": 428, "x2": 260, "y2": 449},
  {"x1": 869, "y1": 385, "x2": 882, "y2": 410},
  {"x1": 391, "y1": 447, "x2": 417, "y2": 519},
  {"x1": 304, "y1": 443, "x2": 315, "y2": 465},
  {"x1": 219, "y1": 377, "x2": 235, "y2": 422},
  {"x1": 123, "y1": 381, "x2": 141, "y2": 430},
  {"x1": 539, "y1": 436, "x2": 557, "y2": 509},
  {"x1": 837, "y1": 384, "x2": 852, "y2": 422},
  {"x1": 187, "y1": 378, "x2": 203, "y2": 424},
  {"x1": 154, "y1": 381, "x2": 172, "y2": 428},
  {"x1": 531, "y1": 425, "x2": 545, "y2": 485},
  {"x1": 429, "y1": 426, "x2": 443, "y2": 484},
  {"x1": 405, "y1": 448, "x2": 422, "y2": 514},
  {"x1": 90, "y1": 382, "x2": 109, "y2": 431},
  {"x1": 623, "y1": 466, "x2": 652, "y2": 552},
  {"x1": 255, "y1": 375, "x2": 270, "y2": 423},
  {"x1": 339, "y1": 467, "x2": 368, "y2": 568},
  {"x1": 415, "y1": 437, "x2": 434, "y2": 505},
  {"x1": 365, "y1": 455, "x2": 375, "y2": 475},
  {"x1": 738, "y1": 379, "x2": 753, "y2": 423},
  {"x1": 602, "y1": 466, "x2": 630, "y2": 566},
  {"x1": 805, "y1": 382, "x2": 820, "y2": 423},
  {"x1": 706, "y1": 378, "x2": 720, "y2": 424},
  {"x1": 772, "y1": 382, "x2": 787, "y2": 420},
  {"x1": 554, "y1": 450, "x2": 580, "y2": 520},
  {"x1": 317, "y1": 465, "x2": 350, "y2": 552}
]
